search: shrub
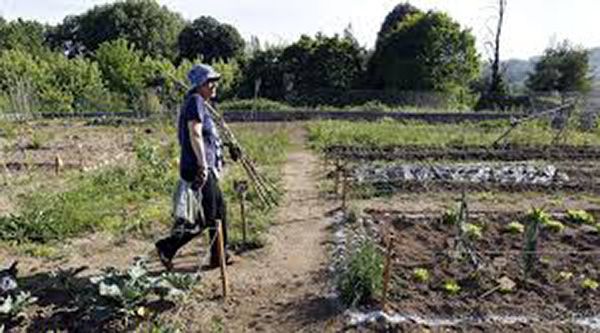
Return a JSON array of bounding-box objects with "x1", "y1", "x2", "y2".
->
[{"x1": 219, "y1": 98, "x2": 294, "y2": 112}]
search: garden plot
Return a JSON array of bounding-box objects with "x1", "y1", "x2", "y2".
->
[{"x1": 342, "y1": 208, "x2": 600, "y2": 330}]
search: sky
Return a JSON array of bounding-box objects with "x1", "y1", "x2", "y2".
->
[{"x1": 0, "y1": 0, "x2": 598, "y2": 60}]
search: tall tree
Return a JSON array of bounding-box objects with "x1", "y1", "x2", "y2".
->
[
  {"x1": 526, "y1": 40, "x2": 592, "y2": 95},
  {"x1": 368, "y1": 11, "x2": 480, "y2": 94},
  {"x1": 375, "y1": 3, "x2": 421, "y2": 46},
  {"x1": 0, "y1": 18, "x2": 47, "y2": 55},
  {"x1": 239, "y1": 47, "x2": 286, "y2": 100},
  {"x1": 177, "y1": 16, "x2": 245, "y2": 63},
  {"x1": 47, "y1": 0, "x2": 184, "y2": 60},
  {"x1": 281, "y1": 33, "x2": 365, "y2": 93}
]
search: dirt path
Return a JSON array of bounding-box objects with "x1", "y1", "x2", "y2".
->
[{"x1": 169, "y1": 128, "x2": 342, "y2": 332}]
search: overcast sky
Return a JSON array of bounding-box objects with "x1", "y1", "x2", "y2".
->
[{"x1": 0, "y1": 0, "x2": 598, "y2": 60}]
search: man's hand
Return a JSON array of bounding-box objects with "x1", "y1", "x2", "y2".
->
[
  {"x1": 228, "y1": 144, "x2": 242, "y2": 162},
  {"x1": 193, "y1": 167, "x2": 209, "y2": 190}
]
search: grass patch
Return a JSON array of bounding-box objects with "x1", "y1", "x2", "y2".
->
[
  {"x1": 307, "y1": 119, "x2": 600, "y2": 150},
  {"x1": 0, "y1": 121, "x2": 290, "y2": 252},
  {"x1": 0, "y1": 138, "x2": 177, "y2": 244}
]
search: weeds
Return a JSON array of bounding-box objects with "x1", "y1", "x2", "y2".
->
[{"x1": 338, "y1": 239, "x2": 383, "y2": 306}]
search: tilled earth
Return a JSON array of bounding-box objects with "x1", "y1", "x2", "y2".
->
[{"x1": 359, "y1": 210, "x2": 600, "y2": 331}]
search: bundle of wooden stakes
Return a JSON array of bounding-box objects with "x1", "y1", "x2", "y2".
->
[{"x1": 202, "y1": 101, "x2": 281, "y2": 208}]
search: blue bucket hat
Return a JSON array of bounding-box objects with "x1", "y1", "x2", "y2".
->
[{"x1": 187, "y1": 64, "x2": 221, "y2": 89}]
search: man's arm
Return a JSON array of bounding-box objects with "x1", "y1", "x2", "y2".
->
[{"x1": 188, "y1": 120, "x2": 208, "y2": 184}]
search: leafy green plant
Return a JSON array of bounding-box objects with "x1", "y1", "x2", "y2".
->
[
  {"x1": 505, "y1": 221, "x2": 525, "y2": 234},
  {"x1": 443, "y1": 280, "x2": 461, "y2": 295},
  {"x1": 412, "y1": 268, "x2": 430, "y2": 283},
  {"x1": 581, "y1": 278, "x2": 599, "y2": 290},
  {"x1": 90, "y1": 259, "x2": 198, "y2": 322},
  {"x1": 0, "y1": 291, "x2": 37, "y2": 325},
  {"x1": 566, "y1": 209, "x2": 595, "y2": 225},
  {"x1": 337, "y1": 240, "x2": 383, "y2": 306}
]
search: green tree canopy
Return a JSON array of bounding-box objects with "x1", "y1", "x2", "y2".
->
[
  {"x1": 526, "y1": 40, "x2": 592, "y2": 94},
  {"x1": 367, "y1": 11, "x2": 480, "y2": 94},
  {"x1": 47, "y1": 0, "x2": 184, "y2": 60},
  {"x1": 177, "y1": 16, "x2": 245, "y2": 63},
  {"x1": 281, "y1": 33, "x2": 366, "y2": 93},
  {"x1": 239, "y1": 47, "x2": 286, "y2": 100},
  {"x1": 0, "y1": 18, "x2": 47, "y2": 55},
  {"x1": 376, "y1": 3, "x2": 421, "y2": 46},
  {"x1": 94, "y1": 39, "x2": 145, "y2": 100}
]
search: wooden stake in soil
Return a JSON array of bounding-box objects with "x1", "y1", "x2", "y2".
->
[
  {"x1": 334, "y1": 158, "x2": 341, "y2": 196},
  {"x1": 54, "y1": 154, "x2": 63, "y2": 176},
  {"x1": 234, "y1": 180, "x2": 249, "y2": 245},
  {"x1": 216, "y1": 219, "x2": 228, "y2": 297},
  {"x1": 381, "y1": 223, "x2": 394, "y2": 311},
  {"x1": 341, "y1": 164, "x2": 348, "y2": 210}
]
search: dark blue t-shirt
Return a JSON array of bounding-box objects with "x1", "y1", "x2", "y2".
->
[{"x1": 178, "y1": 93, "x2": 223, "y2": 182}]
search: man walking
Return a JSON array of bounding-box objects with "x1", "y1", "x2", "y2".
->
[{"x1": 156, "y1": 64, "x2": 239, "y2": 270}]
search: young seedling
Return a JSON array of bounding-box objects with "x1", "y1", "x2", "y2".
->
[
  {"x1": 443, "y1": 280, "x2": 461, "y2": 295},
  {"x1": 442, "y1": 208, "x2": 459, "y2": 225},
  {"x1": 506, "y1": 221, "x2": 524, "y2": 234},
  {"x1": 463, "y1": 223, "x2": 483, "y2": 240},
  {"x1": 581, "y1": 278, "x2": 599, "y2": 291},
  {"x1": 566, "y1": 209, "x2": 595, "y2": 225},
  {"x1": 412, "y1": 268, "x2": 430, "y2": 283},
  {"x1": 543, "y1": 219, "x2": 565, "y2": 233},
  {"x1": 557, "y1": 271, "x2": 574, "y2": 282}
]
